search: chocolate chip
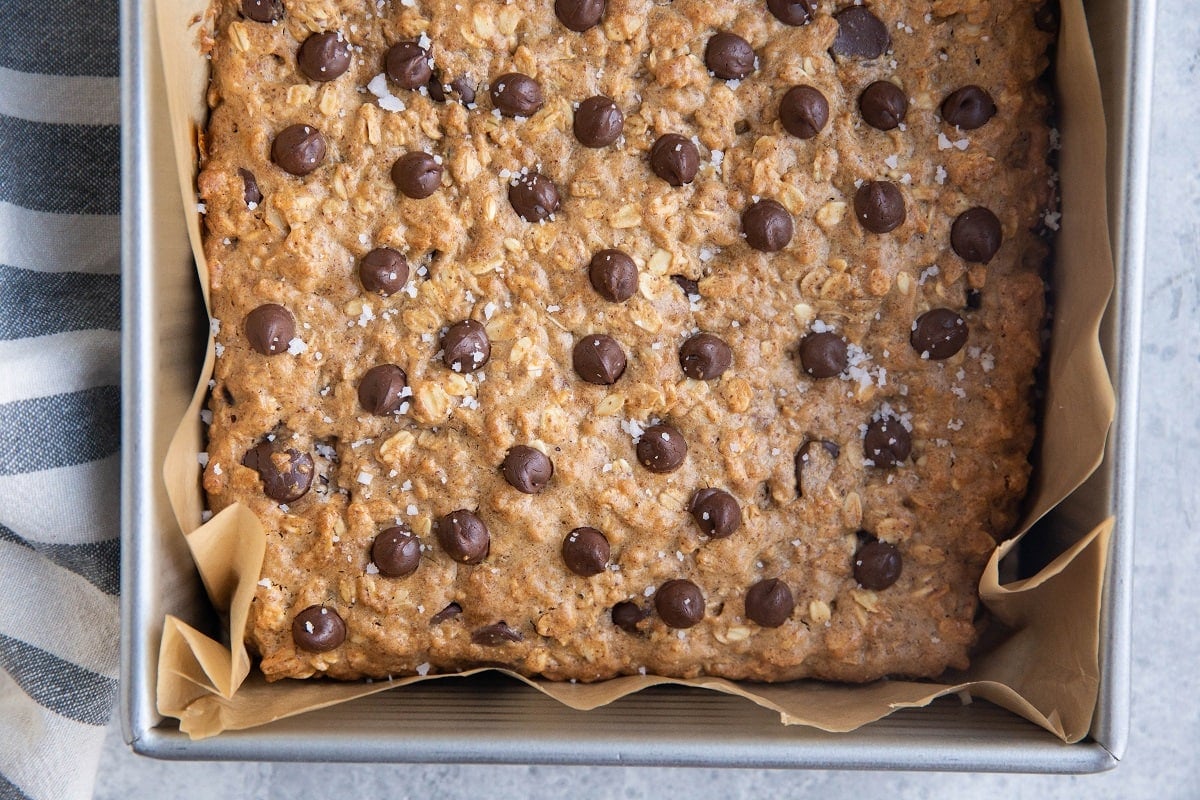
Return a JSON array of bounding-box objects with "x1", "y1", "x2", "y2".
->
[
  {"x1": 767, "y1": 0, "x2": 816, "y2": 26},
  {"x1": 501, "y1": 445, "x2": 554, "y2": 494},
  {"x1": 854, "y1": 540, "x2": 902, "y2": 589},
  {"x1": 490, "y1": 72, "x2": 544, "y2": 117},
  {"x1": 636, "y1": 423, "x2": 687, "y2": 473},
  {"x1": 358, "y1": 364, "x2": 408, "y2": 415},
  {"x1": 562, "y1": 527, "x2": 610, "y2": 576},
  {"x1": 705, "y1": 32, "x2": 756, "y2": 80},
  {"x1": 574, "y1": 95, "x2": 624, "y2": 148},
  {"x1": 911, "y1": 308, "x2": 968, "y2": 360},
  {"x1": 436, "y1": 510, "x2": 490, "y2": 563},
  {"x1": 391, "y1": 152, "x2": 443, "y2": 199},
  {"x1": 742, "y1": 199, "x2": 794, "y2": 252},
  {"x1": 649, "y1": 134, "x2": 699, "y2": 186},
  {"x1": 859, "y1": 80, "x2": 908, "y2": 131},
  {"x1": 745, "y1": 578, "x2": 794, "y2": 627},
  {"x1": 508, "y1": 172, "x2": 561, "y2": 222},
  {"x1": 779, "y1": 85, "x2": 829, "y2": 139},
  {"x1": 297, "y1": 32, "x2": 350, "y2": 82},
  {"x1": 611, "y1": 601, "x2": 648, "y2": 633},
  {"x1": 371, "y1": 525, "x2": 421, "y2": 577},
  {"x1": 358, "y1": 247, "x2": 409, "y2": 296},
  {"x1": 951, "y1": 207, "x2": 1003, "y2": 263},
  {"x1": 679, "y1": 332, "x2": 733, "y2": 380},
  {"x1": 555, "y1": 0, "x2": 605, "y2": 31},
  {"x1": 430, "y1": 602, "x2": 462, "y2": 624},
  {"x1": 689, "y1": 488, "x2": 741, "y2": 538},
  {"x1": 942, "y1": 86, "x2": 997, "y2": 130},
  {"x1": 854, "y1": 180, "x2": 906, "y2": 234},
  {"x1": 655, "y1": 579, "x2": 705, "y2": 628},
  {"x1": 573, "y1": 335, "x2": 626, "y2": 385},
  {"x1": 588, "y1": 249, "x2": 638, "y2": 302},
  {"x1": 671, "y1": 274, "x2": 700, "y2": 298},
  {"x1": 271, "y1": 124, "x2": 326, "y2": 176},
  {"x1": 441, "y1": 319, "x2": 490, "y2": 372},
  {"x1": 244, "y1": 303, "x2": 295, "y2": 356},
  {"x1": 864, "y1": 415, "x2": 911, "y2": 468},
  {"x1": 292, "y1": 605, "x2": 345, "y2": 652},
  {"x1": 798, "y1": 331, "x2": 848, "y2": 378},
  {"x1": 427, "y1": 70, "x2": 447, "y2": 102},
  {"x1": 242, "y1": 439, "x2": 314, "y2": 502},
  {"x1": 241, "y1": 0, "x2": 282, "y2": 23},
  {"x1": 832, "y1": 5, "x2": 891, "y2": 59},
  {"x1": 1035, "y1": 0, "x2": 1060, "y2": 32},
  {"x1": 965, "y1": 288, "x2": 983, "y2": 310},
  {"x1": 471, "y1": 622, "x2": 523, "y2": 646},
  {"x1": 451, "y1": 76, "x2": 477, "y2": 105},
  {"x1": 238, "y1": 168, "x2": 262, "y2": 207},
  {"x1": 386, "y1": 41, "x2": 433, "y2": 90},
  {"x1": 795, "y1": 439, "x2": 840, "y2": 497}
]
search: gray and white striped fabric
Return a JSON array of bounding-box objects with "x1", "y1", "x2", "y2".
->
[{"x1": 0, "y1": 1, "x2": 122, "y2": 798}]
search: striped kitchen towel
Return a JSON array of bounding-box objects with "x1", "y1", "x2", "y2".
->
[{"x1": 0, "y1": 1, "x2": 122, "y2": 798}]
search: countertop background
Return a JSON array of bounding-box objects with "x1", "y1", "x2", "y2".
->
[{"x1": 94, "y1": 0, "x2": 1200, "y2": 795}]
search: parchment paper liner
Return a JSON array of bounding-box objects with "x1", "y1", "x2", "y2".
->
[{"x1": 154, "y1": 0, "x2": 1117, "y2": 741}]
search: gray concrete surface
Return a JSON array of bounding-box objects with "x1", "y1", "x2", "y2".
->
[{"x1": 94, "y1": 1, "x2": 1200, "y2": 795}]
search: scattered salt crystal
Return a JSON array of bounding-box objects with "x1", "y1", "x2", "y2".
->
[
  {"x1": 357, "y1": 471, "x2": 373, "y2": 485},
  {"x1": 406, "y1": 504, "x2": 418, "y2": 515},
  {"x1": 416, "y1": 662, "x2": 431, "y2": 676},
  {"x1": 212, "y1": 463, "x2": 222, "y2": 475},
  {"x1": 201, "y1": 510, "x2": 213, "y2": 523},
  {"x1": 287, "y1": 337, "x2": 307, "y2": 355},
  {"x1": 195, "y1": 203, "x2": 207, "y2": 214},
  {"x1": 365, "y1": 562, "x2": 380, "y2": 575},
  {"x1": 884, "y1": 154, "x2": 899, "y2": 169},
  {"x1": 209, "y1": 318, "x2": 221, "y2": 335}
]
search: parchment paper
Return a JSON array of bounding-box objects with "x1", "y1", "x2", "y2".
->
[{"x1": 154, "y1": 0, "x2": 1118, "y2": 741}]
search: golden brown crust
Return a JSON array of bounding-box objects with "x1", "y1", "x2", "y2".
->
[{"x1": 199, "y1": 0, "x2": 1052, "y2": 682}]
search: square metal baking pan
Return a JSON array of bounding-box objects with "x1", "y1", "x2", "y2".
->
[{"x1": 119, "y1": 0, "x2": 1152, "y2": 771}]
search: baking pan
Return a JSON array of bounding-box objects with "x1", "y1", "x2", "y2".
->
[{"x1": 119, "y1": 0, "x2": 1152, "y2": 770}]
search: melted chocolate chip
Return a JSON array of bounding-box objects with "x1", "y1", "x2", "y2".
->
[
  {"x1": 574, "y1": 95, "x2": 624, "y2": 148},
  {"x1": 562, "y1": 527, "x2": 610, "y2": 576},
  {"x1": 859, "y1": 80, "x2": 908, "y2": 131},
  {"x1": 780, "y1": 85, "x2": 829, "y2": 139},
  {"x1": 241, "y1": 0, "x2": 282, "y2": 23},
  {"x1": 430, "y1": 602, "x2": 462, "y2": 624},
  {"x1": 244, "y1": 303, "x2": 295, "y2": 356},
  {"x1": 854, "y1": 180, "x2": 906, "y2": 233},
  {"x1": 637, "y1": 423, "x2": 687, "y2": 473},
  {"x1": 767, "y1": 0, "x2": 816, "y2": 26},
  {"x1": 501, "y1": 445, "x2": 554, "y2": 494},
  {"x1": 951, "y1": 207, "x2": 1003, "y2": 263},
  {"x1": 391, "y1": 152, "x2": 443, "y2": 199},
  {"x1": 358, "y1": 247, "x2": 409, "y2": 296},
  {"x1": 854, "y1": 540, "x2": 902, "y2": 589},
  {"x1": 679, "y1": 332, "x2": 733, "y2": 380},
  {"x1": 451, "y1": 76, "x2": 477, "y2": 105},
  {"x1": 357, "y1": 364, "x2": 408, "y2": 415},
  {"x1": 966, "y1": 288, "x2": 983, "y2": 310},
  {"x1": 832, "y1": 5, "x2": 891, "y2": 59},
  {"x1": 705, "y1": 32, "x2": 756, "y2": 80},
  {"x1": 441, "y1": 319, "x2": 490, "y2": 372},
  {"x1": 689, "y1": 488, "x2": 741, "y2": 539},
  {"x1": 238, "y1": 168, "x2": 262, "y2": 207},
  {"x1": 271, "y1": 124, "x2": 326, "y2": 176},
  {"x1": 573, "y1": 335, "x2": 626, "y2": 385},
  {"x1": 242, "y1": 439, "x2": 314, "y2": 502},
  {"x1": 385, "y1": 41, "x2": 433, "y2": 89},
  {"x1": 372, "y1": 525, "x2": 421, "y2": 577},
  {"x1": 611, "y1": 601, "x2": 649, "y2": 633},
  {"x1": 292, "y1": 605, "x2": 345, "y2": 651},
  {"x1": 911, "y1": 308, "x2": 969, "y2": 360},
  {"x1": 436, "y1": 510, "x2": 490, "y2": 563},
  {"x1": 588, "y1": 249, "x2": 638, "y2": 302},
  {"x1": 655, "y1": 579, "x2": 705, "y2": 628},
  {"x1": 795, "y1": 439, "x2": 840, "y2": 497},
  {"x1": 471, "y1": 622, "x2": 523, "y2": 646},
  {"x1": 555, "y1": 0, "x2": 605, "y2": 32},
  {"x1": 799, "y1": 331, "x2": 848, "y2": 378},
  {"x1": 649, "y1": 134, "x2": 700, "y2": 186},
  {"x1": 742, "y1": 199, "x2": 794, "y2": 252},
  {"x1": 745, "y1": 578, "x2": 794, "y2": 627},
  {"x1": 508, "y1": 172, "x2": 561, "y2": 222},
  {"x1": 671, "y1": 274, "x2": 700, "y2": 297},
  {"x1": 864, "y1": 416, "x2": 912, "y2": 468},
  {"x1": 942, "y1": 86, "x2": 997, "y2": 130},
  {"x1": 490, "y1": 72, "x2": 544, "y2": 117},
  {"x1": 297, "y1": 32, "x2": 350, "y2": 82}
]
